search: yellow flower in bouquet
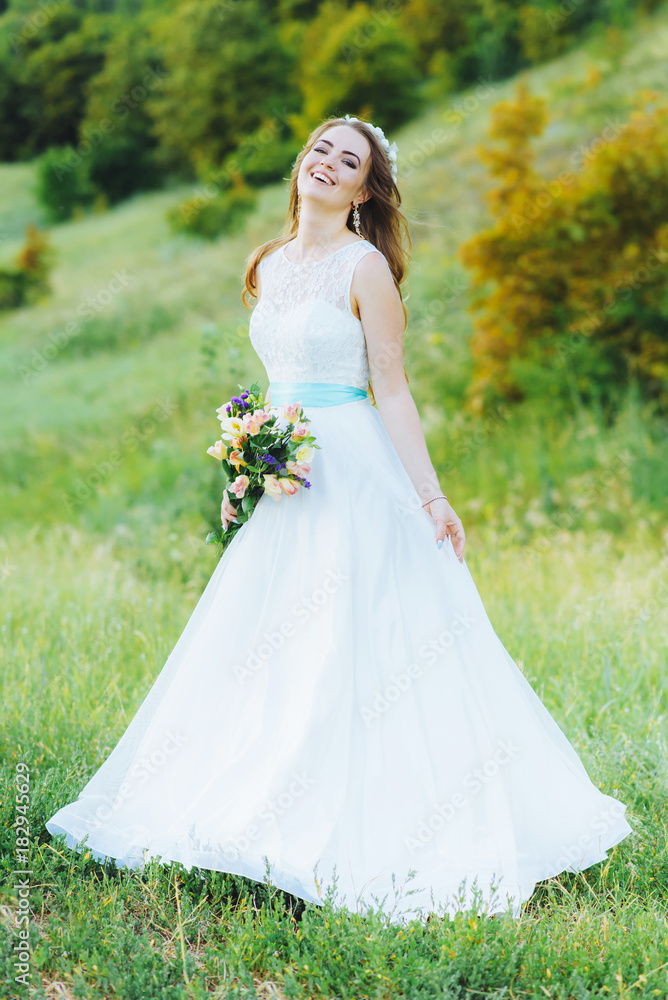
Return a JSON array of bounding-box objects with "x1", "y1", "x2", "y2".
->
[
  {"x1": 206, "y1": 440, "x2": 228, "y2": 461},
  {"x1": 219, "y1": 415, "x2": 246, "y2": 439}
]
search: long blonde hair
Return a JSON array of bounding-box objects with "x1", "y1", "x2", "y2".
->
[{"x1": 242, "y1": 116, "x2": 412, "y2": 404}]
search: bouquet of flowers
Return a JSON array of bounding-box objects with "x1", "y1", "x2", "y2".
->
[{"x1": 205, "y1": 381, "x2": 320, "y2": 555}]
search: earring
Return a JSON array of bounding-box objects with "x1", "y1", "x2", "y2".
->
[
  {"x1": 297, "y1": 191, "x2": 301, "y2": 218},
  {"x1": 352, "y1": 203, "x2": 363, "y2": 238}
]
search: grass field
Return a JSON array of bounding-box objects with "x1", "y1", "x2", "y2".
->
[{"x1": 1, "y1": 5, "x2": 667, "y2": 998}]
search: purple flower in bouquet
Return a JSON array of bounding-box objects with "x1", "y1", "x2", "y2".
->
[{"x1": 205, "y1": 381, "x2": 320, "y2": 556}]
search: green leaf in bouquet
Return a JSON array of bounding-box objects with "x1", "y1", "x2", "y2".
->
[{"x1": 241, "y1": 494, "x2": 255, "y2": 512}]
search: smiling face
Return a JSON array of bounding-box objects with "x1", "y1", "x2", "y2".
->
[{"x1": 298, "y1": 124, "x2": 372, "y2": 209}]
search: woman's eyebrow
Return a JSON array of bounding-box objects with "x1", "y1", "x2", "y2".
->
[{"x1": 318, "y1": 138, "x2": 361, "y2": 164}]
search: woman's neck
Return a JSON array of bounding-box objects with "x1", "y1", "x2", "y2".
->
[{"x1": 291, "y1": 204, "x2": 357, "y2": 259}]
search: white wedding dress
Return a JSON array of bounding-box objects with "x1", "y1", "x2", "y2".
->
[{"x1": 46, "y1": 236, "x2": 633, "y2": 921}]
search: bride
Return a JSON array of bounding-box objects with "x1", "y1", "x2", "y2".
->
[{"x1": 46, "y1": 114, "x2": 632, "y2": 922}]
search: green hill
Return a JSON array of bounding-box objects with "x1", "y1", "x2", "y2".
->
[{"x1": 1, "y1": 7, "x2": 667, "y2": 535}]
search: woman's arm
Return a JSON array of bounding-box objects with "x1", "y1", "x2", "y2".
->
[{"x1": 351, "y1": 252, "x2": 465, "y2": 559}]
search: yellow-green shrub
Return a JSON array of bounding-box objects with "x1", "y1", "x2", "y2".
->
[{"x1": 459, "y1": 84, "x2": 668, "y2": 413}]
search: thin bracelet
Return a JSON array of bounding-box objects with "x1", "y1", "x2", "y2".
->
[{"x1": 421, "y1": 494, "x2": 448, "y2": 507}]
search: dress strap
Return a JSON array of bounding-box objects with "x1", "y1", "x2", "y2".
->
[{"x1": 345, "y1": 243, "x2": 385, "y2": 316}]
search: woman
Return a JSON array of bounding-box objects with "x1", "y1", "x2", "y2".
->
[{"x1": 46, "y1": 115, "x2": 632, "y2": 922}]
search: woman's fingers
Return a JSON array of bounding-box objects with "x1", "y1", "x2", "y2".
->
[
  {"x1": 447, "y1": 521, "x2": 466, "y2": 561},
  {"x1": 424, "y1": 499, "x2": 466, "y2": 561},
  {"x1": 437, "y1": 516, "x2": 465, "y2": 561},
  {"x1": 221, "y1": 494, "x2": 238, "y2": 531}
]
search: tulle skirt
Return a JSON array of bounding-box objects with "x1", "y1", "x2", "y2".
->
[{"x1": 46, "y1": 395, "x2": 633, "y2": 921}]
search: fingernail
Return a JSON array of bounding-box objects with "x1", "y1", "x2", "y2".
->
[{"x1": 437, "y1": 539, "x2": 443, "y2": 549}]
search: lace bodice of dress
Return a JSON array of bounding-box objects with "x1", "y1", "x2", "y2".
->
[{"x1": 248, "y1": 238, "x2": 384, "y2": 391}]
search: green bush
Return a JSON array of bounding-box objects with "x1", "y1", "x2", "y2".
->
[
  {"x1": 223, "y1": 134, "x2": 303, "y2": 188},
  {"x1": 168, "y1": 182, "x2": 258, "y2": 240},
  {"x1": 459, "y1": 86, "x2": 668, "y2": 415},
  {"x1": 34, "y1": 144, "x2": 101, "y2": 222},
  {"x1": 0, "y1": 270, "x2": 27, "y2": 311},
  {"x1": 0, "y1": 225, "x2": 55, "y2": 312}
]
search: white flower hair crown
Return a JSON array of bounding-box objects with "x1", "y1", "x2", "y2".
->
[{"x1": 343, "y1": 114, "x2": 398, "y2": 183}]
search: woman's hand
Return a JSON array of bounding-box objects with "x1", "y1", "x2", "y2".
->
[
  {"x1": 424, "y1": 497, "x2": 465, "y2": 561},
  {"x1": 221, "y1": 491, "x2": 239, "y2": 532}
]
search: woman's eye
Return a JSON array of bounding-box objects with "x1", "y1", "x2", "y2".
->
[{"x1": 313, "y1": 147, "x2": 356, "y2": 168}]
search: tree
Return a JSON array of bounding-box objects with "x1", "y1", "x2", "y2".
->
[
  {"x1": 9, "y1": 10, "x2": 116, "y2": 157},
  {"x1": 78, "y1": 13, "x2": 167, "y2": 202},
  {"x1": 146, "y1": 0, "x2": 298, "y2": 179},
  {"x1": 297, "y1": 1, "x2": 422, "y2": 135}
]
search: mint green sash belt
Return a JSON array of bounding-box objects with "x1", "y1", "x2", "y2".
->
[{"x1": 269, "y1": 381, "x2": 368, "y2": 407}]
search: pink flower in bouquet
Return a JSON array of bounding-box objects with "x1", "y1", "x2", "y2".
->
[
  {"x1": 243, "y1": 410, "x2": 272, "y2": 436},
  {"x1": 206, "y1": 440, "x2": 228, "y2": 461},
  {"x1": 229, "y1": 449, "x2": 247, "y2": 472},
  {"x1": 228, "y1": 474, "x2": 250, "y2": 498},
  {"x1": 263, "y1": 474, "x2": 283, "y2": 500},
  {"x1": 278, "y1": 477, "x2": 300, "y2": 496},
  {"x1": 285, "y1": 459, "x2": 311, "y2": 477},
  {"x1": 283, "y1": 402, "x2": 302, "y2": 424},
  {"x1": 291, "y1": 421, "x2": 309, "y2": 442}
]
